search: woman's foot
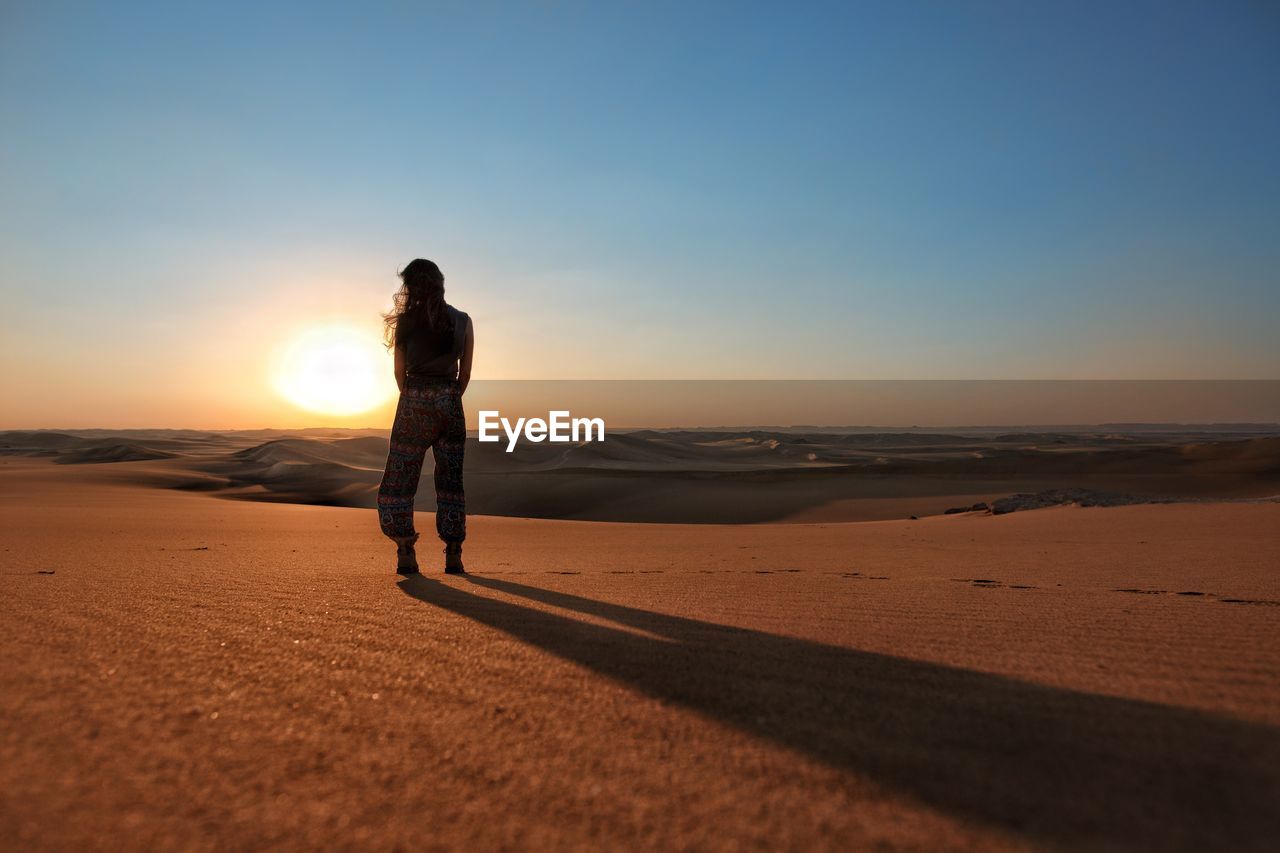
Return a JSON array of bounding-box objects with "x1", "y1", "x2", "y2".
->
[
  {"x1": 395, "y1": 534, "x2": 420, "y2": 575},
  {"x1": 444, "y1": 542, "x2": 465, "y2": 574}
]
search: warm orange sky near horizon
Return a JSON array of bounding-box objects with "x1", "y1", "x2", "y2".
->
[
  {"x1": 3, "y1": 252, "x2": 1279, "y2": 430},
  {"x1": 4, "y1": 345, "x2": 1280, "y2": 433},
  {"x1": 2, "y1": 249, "x2": 1279, "y2": 430},
  {"x1": 2, "y1": 261, "x2": 1279, "y2": 430}
]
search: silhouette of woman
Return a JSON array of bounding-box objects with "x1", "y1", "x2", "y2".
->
[{"x1": 377, "y1": 259, "x2": 474, "y2": 574}]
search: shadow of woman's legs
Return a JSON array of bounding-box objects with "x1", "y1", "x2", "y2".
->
[{"x1": 398, "y1": 575, "x2": 1280, "y2": 850}]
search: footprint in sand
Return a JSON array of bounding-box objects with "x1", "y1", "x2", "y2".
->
[
  {"x1": 1112, "y1": 588, "x2": 1253, "y2": 602},
  {"x1": 950, "y1": 579, "x2": 1034, "y2": 590}
]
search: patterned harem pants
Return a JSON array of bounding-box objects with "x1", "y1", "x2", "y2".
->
[{"x1": 377, "y1": 377, "x2": 466, "y2": 544}]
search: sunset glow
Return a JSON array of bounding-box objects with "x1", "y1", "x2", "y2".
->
[{"x1": 271, "y1": 325, "x2": 396, "y2": 416}]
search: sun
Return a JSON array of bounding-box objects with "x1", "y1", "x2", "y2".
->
[{"x1": 272, "y1": 324, "x2": 397, "y2": 416}]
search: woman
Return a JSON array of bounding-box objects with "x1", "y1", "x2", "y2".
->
[{"x1": 377, "y1": 258, "x2": 474, "y2": 575}]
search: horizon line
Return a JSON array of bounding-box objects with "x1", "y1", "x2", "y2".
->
[{"x1": 6, "y1": 422, "x2": 1280, "y2": 434}]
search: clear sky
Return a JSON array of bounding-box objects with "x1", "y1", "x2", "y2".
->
[{"x1": 1, "y1": 1, "x2": 1277, "y2": 427}]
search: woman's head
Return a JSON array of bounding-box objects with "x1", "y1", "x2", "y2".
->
[
  {"x1": 401, "y1": 258, "x2": 443, "y2": 293},
  {"x1": 384, "y1": 258, "x2": 452, "y2": 347}
]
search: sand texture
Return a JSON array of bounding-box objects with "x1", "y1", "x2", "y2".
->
[{"x1": 2, "y1": 457, "x2": 1279, "y2": 850}]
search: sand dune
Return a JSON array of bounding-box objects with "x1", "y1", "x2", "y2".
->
[
  {"x1": 3, "y1": 428, "x2": 1278, "y2": 523},
  {"x1": 53, "y1": 443, "x2": 176, "y2": 465},
  {"x1": 1, "y1": 459, "x2": 1277, "y2": 850}
]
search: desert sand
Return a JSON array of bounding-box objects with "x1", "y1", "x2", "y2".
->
[
  {"x1": 2, "y1": 455, "x2": 1278, "y2": 851},
  {"x1": 2, "y1": 427, "x2": 1278, "y2": 523}
]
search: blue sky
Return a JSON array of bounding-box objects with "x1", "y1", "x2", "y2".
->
[{"x1": 1, "y1": 1, "x2": 1278, "y2": 424}]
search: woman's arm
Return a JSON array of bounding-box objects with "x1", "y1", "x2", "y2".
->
[
  {"x1": 458, "y1": 316, "x2": 474, "y2": 395},
  {"x1": 393, "y1": 345, "x2": 406, "y2": 393}
]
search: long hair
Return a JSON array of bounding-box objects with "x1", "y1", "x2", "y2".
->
[{"x1": 383, "y1": 258, "x2": 453, "y2": 348}]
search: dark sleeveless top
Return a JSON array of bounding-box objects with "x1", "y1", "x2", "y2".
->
[{"x1": 398, "y1": 304, "x2": 469, "y2": 379}]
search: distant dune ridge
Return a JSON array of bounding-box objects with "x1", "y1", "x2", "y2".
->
[{"x1": 2, "y1": 427, "x2": 1278, "y2": 523}]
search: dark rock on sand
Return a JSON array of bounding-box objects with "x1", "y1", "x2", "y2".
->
[
  {"x1": 944, "y1": 502, "x2": 990, "y2": 515},
  {"x1": 990, "y1": 489, "x2": 1177, "y2": 515}
]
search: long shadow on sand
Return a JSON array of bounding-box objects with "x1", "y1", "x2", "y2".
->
[{"x1": 398, "y1": 574, "x2": 1280, "y2": 850}]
